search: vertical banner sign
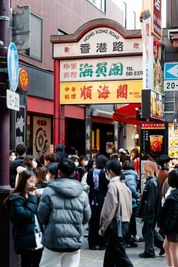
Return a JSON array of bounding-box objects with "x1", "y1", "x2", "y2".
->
[
  {"x1": 15, "y1": 106, "x2": 26, "y2": 146},
  {"x1": 142, "y1": 16, "x2": 154, "y2": 90},
  {"x1": 153, "y1": 0, "x2": 162, "y2": 39},
  {"x1": 33, "y1": 116, "x2": 51, "y2": 158},
  {"x1": 85, "y1": 110, "x2": 92, "y2": 158}
]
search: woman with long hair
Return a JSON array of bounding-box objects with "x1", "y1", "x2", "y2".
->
[{"x1": 5, "y1": 169, "x2": 43, "y2": 267}]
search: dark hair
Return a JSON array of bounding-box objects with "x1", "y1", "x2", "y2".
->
[
  {"x1": 158, "y1": 155, "x2": 170, "y2": 167},
  {"x1": 36, "y1": 166, "x2": 46, "y2": 184},
  {"x1": 22, "y1": 155, "x2": 35, "y2": 169},
  {"x1": 105, "y1": 160, "x2": 121, "y2": 176},
  {"x1": 79, "y1": 155, "x2": 88, "y2": 163},
  {"x1": 95, "y1": 154, "x2": 107, "y2": 169},
  {"x1": 122, "y1": 160, "x2": 135, "y2": 170},
  {"x1": 12, "y1": 169, "x2": 36, "y2": 195},
  {"x1": 55, "y1": 144, "x2": 64, "y2": 153},
  {"x1": 47, "y1": 163, "x2": 59, "y2": 179},
  {"x1": 15, "y1": 144, "x2": 26, "y2": 156},
  {"x1": 58, "y1": 158, "x2": 75, "y2": 176},
  {"x1": 131, "y1": 148, "x2": 139, "y2": 160},
  {"x1": 168, "y1": 169, "x2": 178, "y2": 188},
  {"x1": 44, "y1": 153, "x2": 57, "y2": 163},
  {"x1": 110, "y1": 154, "x2": 119, "y2": 161}
]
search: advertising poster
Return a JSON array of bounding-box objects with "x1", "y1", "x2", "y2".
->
[
  {"x1": 140, "y1": 122, "x2": 167, "y2": 160},
  {"x1": 168, "y1": 123, "x2": 178, "y2": 158},
  {"x1": 33, "y1": 116, "x2": 51, "y2": 158}
]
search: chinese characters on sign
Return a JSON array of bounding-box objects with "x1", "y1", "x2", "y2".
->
[
  {"x1": 60, "y1": 57, "x2": 143, "y2": 82},
  {"x1": 53, "y1": 27, "x2": 142, "y2": 58},
  {"x1": 60, "y1": 80, "x2": 142, "y2": 104}
]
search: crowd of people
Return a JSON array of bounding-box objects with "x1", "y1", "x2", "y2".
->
[{"x1": 5, "y1": 144, "x2": 178, "y2": 267}]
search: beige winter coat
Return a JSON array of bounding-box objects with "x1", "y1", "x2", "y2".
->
[{"x1": 99, "y1": 176, "x2": 132, "y2": 236}]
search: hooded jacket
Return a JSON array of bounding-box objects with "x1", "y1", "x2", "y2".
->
[
  {"x1": 37, "y1": 177, "x2": 91, "y2": 252},
  {"x1": 158, "y1": 188, "x2": 178, "y2": 235},
  {"x1": 121, "y1": 169, "x2": 140, "y2": 207}
]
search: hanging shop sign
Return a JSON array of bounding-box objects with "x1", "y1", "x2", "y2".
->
[
  {"x1": 60, "y1": 57, "x2": 143, "y2": 82},
  {"x1": 142, "y1": 0, "x2": 162, "y2": 39},
  {"x1": 140, "y1": 122, "x2": 167, "y2": 160},
  {"x1": 60, "y1": 80, "x2": 142, "y2": 105},
  {"x1": 168, "y1": 123, "x2": 178, "y2": 158},
  {"x1": 19, "y1": 68, "x2": 29, "y2": 91},
  {"x1": 33, "y1": 116, "x2": 51, "y2": 158},
  {"x1": 53, "y1": 27, "x2": 142, "y2": 59}
]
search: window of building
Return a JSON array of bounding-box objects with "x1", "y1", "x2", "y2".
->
[
  {"x1": 29, "y1": 14, "x2": 42, "y2": 60},
  {"x1": 88, "y1": 0, "x2": 106, "y2": 13},
  {"x1": 21, "y1": 13, "x2": 42, "y2": 61}
]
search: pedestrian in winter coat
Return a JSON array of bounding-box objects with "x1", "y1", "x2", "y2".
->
[
  {"x1": 5, "y1": 169, "x2": 43, "y2": 267},
  {"x1": 158, "y1": 168, "x2": 178, "y2": 267},
  {"x1": 99, "y1": 160, "x2": 133, "y2": 267},
  {"x1": 137, "y1": 160, "x2": 164, "y2": 258},
  {"x1": 121, "y1": 160, "x2": 140, "y2": 247},
  {"x1": 37, "y1": 158, "x2": 91, "y2": 267},
  {"x1": 10, "y1": 144, "x2": 27, "y2": 188},
  {"x1": 87, "y1": 154, "x2": 108, "y2": 250}
]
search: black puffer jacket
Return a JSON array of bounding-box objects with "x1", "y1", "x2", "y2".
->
[
  {"x1": 158, "y1": 188, "x2": 178, "y2": 235},
  {"x1": 6, "y1": 194, "x2": 38, "y2": 254}
]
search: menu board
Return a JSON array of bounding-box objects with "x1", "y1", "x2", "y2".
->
[
  {"x1": 140, "y1": 122, "x2": 167, "y2": 160},
  {"x1": 168, "y1": 123, "x2": 178, "y2": 158}
]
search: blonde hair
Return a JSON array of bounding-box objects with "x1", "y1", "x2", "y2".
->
[{"x1": 144, "y1": 160, "x2": 158, "y2": 177}]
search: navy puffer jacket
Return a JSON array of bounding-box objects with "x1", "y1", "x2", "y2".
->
[
  {"x1": 37, "y1": 177, "x2": 91, "y2": 252},
  {"x1": 6, "y1": 194, "x2": 38, "y2": 254}
]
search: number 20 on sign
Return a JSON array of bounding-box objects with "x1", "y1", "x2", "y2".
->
[{"x1": 164, "y1": 80, "x2": 178, "y2": 91}]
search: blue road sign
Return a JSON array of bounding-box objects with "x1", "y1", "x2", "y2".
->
[
  {"x1": 164, "y1": 62, "x2": 178, "y2": 80},
  {"x1": 7, "y1": 42, "x2": 19, "y2": 91}
]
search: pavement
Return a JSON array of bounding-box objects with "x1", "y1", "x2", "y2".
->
[{"x1": 79, "y1": 221, "x2": 167, "y2": 267}]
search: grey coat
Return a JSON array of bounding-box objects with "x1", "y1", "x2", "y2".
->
[{"x1": 37, "y1": 177, "x2": 91, "y2": 252}]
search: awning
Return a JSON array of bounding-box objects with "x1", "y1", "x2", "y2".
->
[{"x1": 113, "y1": 103, "x2": 141, "y2": 125}]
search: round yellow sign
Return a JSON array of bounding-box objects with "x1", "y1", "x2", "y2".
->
[{"x1": 19, "y1": 68, "x2": 29, "y2": 91}]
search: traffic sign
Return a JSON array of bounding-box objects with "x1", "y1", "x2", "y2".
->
[
  {"x1": 7, "y1": 42, "x2": 19, "y2": 91},
  {"x1": 164, "y1": 80, "x2": 178, "y2": 91},
  {"x1": 6, "y1": 89, "x2": 20, "y2": 111},
  {"x1": 164, "y1": 62, "x2": 178, "y2": 80}
]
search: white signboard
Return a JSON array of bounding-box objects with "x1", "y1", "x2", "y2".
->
[
  {"x1": 6, "y1": 89, "x2": 20, "y2": 111},
  {"x1": 164, "y1": 80, "x2": 178, "y2": 91},
  {"x1": 142, "y1": 17, "x2": 154, "y2": 90},
  {"x1": 53, "y1": 27, "x2": 142, "y2": 58},
  {"x1": 60, "y1": 57, "x2": 143, "y2": 82}
]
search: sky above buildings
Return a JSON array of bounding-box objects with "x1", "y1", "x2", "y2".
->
[{"x1": 112, "y1": 0, "x2": 166, "y2": 30}]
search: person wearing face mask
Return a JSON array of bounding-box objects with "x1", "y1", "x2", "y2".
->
[
  {"x1": 5, "y1": 169, "x2": 43, "y2": 267},
  {"x1": 15, "y1": 155, "x2": 38, "y2": 187},
  {"x1": 75, "y1": 155, "x2": 88, "y2": 182},
  {"x1": 99, "y1": 160, "x2": 133, "y2": 267}
]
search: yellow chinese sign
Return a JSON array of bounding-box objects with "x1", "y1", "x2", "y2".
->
[{"x1": 60, "y1": 80, "x2": 142, "y2": 104}]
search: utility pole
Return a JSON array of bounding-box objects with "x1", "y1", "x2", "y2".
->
[
  {"x1": 0, "y1": 1, "x2": 18, "y2": 267},
  {"x1": 0, "y1": 0, "x2": 11, "y2": 186}
]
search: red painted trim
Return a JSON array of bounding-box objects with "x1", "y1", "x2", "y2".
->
[
  {"x1": 54, "y1": 60, "x2": 60, "y2": 149},
  {"x1": 92, "y1": 116, "x2": 113, "y2": 125},
  {"x1": 27, "y1": 96, "x2": 53, "y2": 115},
  {"x1": 64, "y1": 105, "x2": 85, "y2": 119}
]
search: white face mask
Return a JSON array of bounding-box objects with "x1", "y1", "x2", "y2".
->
[
  {"x1": 32, "y1": 160, "x2": 37, "y2": 169},
  {"x1": 83, "y1": 160, "x2": 88, "y2": 166},
  {"x1": 74, "y1": 162, "x2": 79, "y2": 167},
  {"x1": 105, "y1": 172, "x2": 111, "y2": 181},
  {"x1": 46, "y1": 173, "x2": 51, "y2": 182}
]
